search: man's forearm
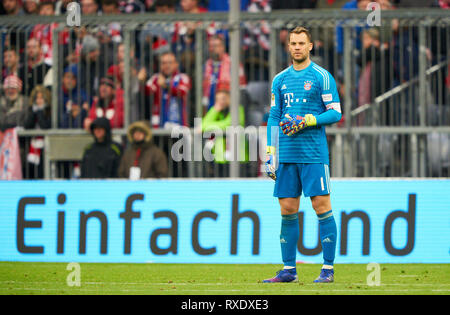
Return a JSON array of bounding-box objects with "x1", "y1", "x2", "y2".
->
[{"x1": 315, "y1": 109, "x2": 342, "y2": 126}]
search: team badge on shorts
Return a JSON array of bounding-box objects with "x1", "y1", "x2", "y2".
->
[{"x1": 304, "y1": 81, "x2": 313, "y2": 90}]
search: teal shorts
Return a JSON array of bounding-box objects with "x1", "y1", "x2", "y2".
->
[{"x1": 274, "y1": 163, "x2": 331, "y2": 198}]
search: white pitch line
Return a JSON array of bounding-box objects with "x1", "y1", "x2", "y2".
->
[
  {"x1": 1, "y1": 281, "x2": 450, "y2": 287},
  {"x1": 2, "y1": 287, "x2": 449, "y2": 293}
]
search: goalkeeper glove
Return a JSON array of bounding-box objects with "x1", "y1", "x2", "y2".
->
[
  {"x1": 280, "y1": 113, "x2": 317, "y2": 136},
  {"x1": 265, "y1": 145, "x2": 276, "y2": 180}
]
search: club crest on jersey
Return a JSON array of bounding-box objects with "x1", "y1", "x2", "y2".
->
[{"x1": 304, "y1": 81, "x2": 313, "y2": 91}]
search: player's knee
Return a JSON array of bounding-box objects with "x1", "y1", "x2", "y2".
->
[
  {"x1": 280, "y1": 203, "x2": 299, "y2": 215},
  {"x1": 279, "y1": 197, "x2": 300, "y2": 215},
  {"x1": 311, "y1": 198, "x2": 329, "y2": 214}
]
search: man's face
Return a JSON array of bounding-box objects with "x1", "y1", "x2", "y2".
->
[
  {"x1": 362, "y1": 32, "x2": 373, "y2": 49},
  {"x1": 180, "y1": 0, "x2": 196, "y2": 12},
  {"x1": 39, "y1": 4, "x2": 55, "y2": 16},
  {"x1": 376, "y1": 0, "x2": 392, "y2": 10},
  {"x1": 93, "y1": 127, "x2": 106, "y2": 142},
  {"x1": 133, "y1": 130, "x2": 145, "y2": 143},
  {"x1": 3, "y1": 0, "x2": 18, "y2": 14},
  {"x1": 24, "y1": 0, "x2": 38, "y2": 13},
  {"x1": 87, "y1": 49, "x2": 100, "y2": 62},
  {"x1": 5, "y1": 87, "x2": 19, "y2": 101},
  {"x1": 357, "y1": 0, "x2": 371, "y2": 10},
  {"x1": 26, "y1": 39, "x2": 41, "y2": 60},
  {"x1": 160, "y1": 53, "x2": 177, "y2": 77},
  {"x1": 63, "y1": 72, "x2": 76, "y2": 90},
  {"x1": 3, "y1": 50, "x2": 18, "y2": 69},
  {"x1": 99, "y1": 84, "x2": 113, "y2": 99},
  {"x1": 209, "y1": 38, "x2": 225, "y2": 61},
  {"x1": 117, "y1": 44, "x2": 125, "y2": 62},
  {"x1": 288, "y1": 32, "x2": 313, "y2": 64},
  {"x1": 81, "y1": 0, "x2": 98, "y2": 15},
  {"x1": 215, "y1": 91, "x2": 230, "y2": 108},
  {"x1": 155, "y1": 5, "x2": 174, "y2": 13},
  {"x1": 362, "y1": 32, "x2": 379, "y2": 49},
  {"x1": 35, "y1": 91, "x2": 45, "y2": 106},
  {"x1": 102, "y1": 4, "x2": 117, "y2": 14}
]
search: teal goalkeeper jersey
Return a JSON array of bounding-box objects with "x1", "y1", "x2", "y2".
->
[{"x1": 267, "y1": 61, "x2": 342, "y2": 164}]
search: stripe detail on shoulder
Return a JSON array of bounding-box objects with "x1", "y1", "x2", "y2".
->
[
  {"x1": 312, "y1": 64, "x2": 330, "y2": 90},
  {"x1": 272, "y1": 66, "x2": 291, "y2": 87}
]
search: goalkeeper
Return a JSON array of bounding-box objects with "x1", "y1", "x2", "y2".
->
[{"x1": 264, "y1": 27, "x2": 342, "y2": 284}]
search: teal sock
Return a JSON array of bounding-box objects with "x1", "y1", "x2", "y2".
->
[
  {"x1": 280, "y1": 213, "x2": 299, "y2": 268},
  {"x1": 317, "y1": 210, "x2": 337, "y2": 266}
]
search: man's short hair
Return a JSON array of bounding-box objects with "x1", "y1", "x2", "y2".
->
[
  {"x1": 289, "y1": 26, "x2": 313, "y2": 43},
  {"x1": 102, "y1": 0, "x2": 118, "y2": 7},
  {"x1": 210, "y1": 34, "x2": 225, "y2": 45},
  {"x1": 38, "y1": 0, "x2": 55, "y2": 11},
  {"x1": 3, "y1": 46, "x2": 17, "y2": 53},
  {"x1": 155, "y1": 0, "x2": 176, "y2": 8}
]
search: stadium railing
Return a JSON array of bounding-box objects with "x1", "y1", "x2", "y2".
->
[{"x1": 1, "y1": 9, "x2": 449, "y2": 179}]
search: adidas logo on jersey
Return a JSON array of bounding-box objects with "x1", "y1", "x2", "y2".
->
[
  {"x1": 281, "y1": 84, "x2": 287, "y2": 90},
  {"x1": 322, "y1": 237, "x2": 333, "y2": 243}
]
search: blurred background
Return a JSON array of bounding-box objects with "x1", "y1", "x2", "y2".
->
[{"x1": 0, "y1": 0, "x2": 449, "y2": 180}]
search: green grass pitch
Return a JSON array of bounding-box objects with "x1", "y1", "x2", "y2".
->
[{"x1": 0, "y1": 262, "x2": 449, "y2": 295}]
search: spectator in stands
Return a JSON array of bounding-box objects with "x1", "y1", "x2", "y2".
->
[
  {"x1": 96, "y1": 1, "x2": 123, "y2": 49},
  {"x1": 23, "y1": 0, "x2": 39, "y2": 14},
  {"x1": 119, "y1": 0, "x2": 145, "y2": 13},
  {"x1": 81, "y1": 0, "x2": 100, "y2": 15},
  {"x1": 140, "y1": 0, "x2": 176, "y2": 55},
  {"x1": 85, "y1": 76, "x2": 124, "y2": 130},
  {"x1": 356, "y1": 28, "x2": 392, "y2": 125},
  {"x1": 391, "y1": 13, "x2": 420, "y2": 84},
  {"x1": 335, "y1": 0, "x2": 371, "y2": 55},
  {"x1": 60, "y1": 67, "x2": 89, "y2": 128},
  {"x1": 0, "y1": 75, "x2": 26, "y2": 131},
  {"x1": 242, "y1": 0, "x2": 271, "y2": 81},
  {"x1": 2, "y1": 47, "x2": 20, "y2": 82},
  {"x1": 21, "y1": 38, "x2": 51, "y2": 95},
  {"x1": 24, "y1": 85, "x2": 52, "y2": 130},
  {"x1": 70, "y1": 34, "x2": 105, "y2": 99},
  {"x1": 202, "y1": 35, "x2": 246, "y2": 111},
  {"x1": 140, "y1": 51, "x2": 191, "y2": 128},
  {"x1": 107, "y1": 43, "x2": 141, "y2": 89},
  {"x1": 108, "y1": 43, "x2": 143, "y2": 121},
  {"x1": 176, "y1": 0, "x2": 209, "y2": 54},
  {"x1": 118, "y1": 120, "x2": 168, "y2": 179},
  {"x1": 37, "y1": 0, "x2": 56, "y2": 15},
  {"x1": 377, "y1": 0, "x2": 394, "y2": 9},
  {"x1": 2, "y1": 0, "x2": 24, "y2": 15},
  {"x1": 29, "y1": 1, "x2": 67, "y2": 66},
  {"x1": 201, "y1": 87, "x2": 247, "y2": 176},
  {"x1": 137, "y1": 0, "x2": 177, "y2": 89},
  {"x1": 179, "y1": 0, "x2": 207, "y2": 13},
  {"x1": 144, "y1": 0, "x2": 155, "y2": 11},
  {"x1": 271, "y1": 0, "x2": 317, "y2": 9},
  {"x1": 23, "y1": 85, "x2": 51, "y2": 178},
  {"x1": 101, "y1": 0, "x2": 121, "y2": 14},
  {"x1": 81, "y1": 117, "x2": 123, "y2": 178}
]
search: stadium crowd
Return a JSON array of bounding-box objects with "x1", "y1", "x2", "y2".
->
[{"x1": 0, "y1": 0, "x2": 448, "y2": 179}]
